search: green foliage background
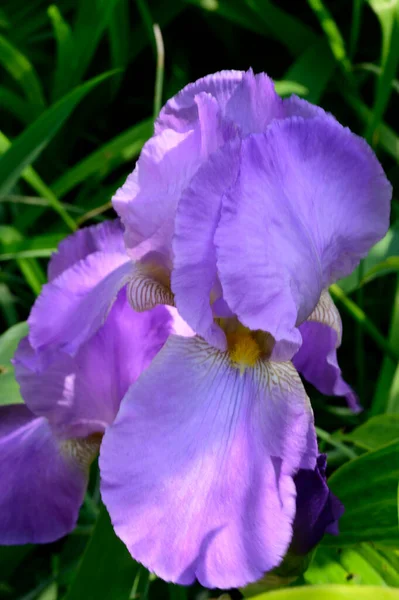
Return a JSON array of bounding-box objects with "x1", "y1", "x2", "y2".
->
[{"x1": 1, "y1": 0, "x2": 399, "y2": 598}]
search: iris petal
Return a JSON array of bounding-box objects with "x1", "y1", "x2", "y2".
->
[
  {"x1": 16, "y1": 291, "x2": 173, "y2": 439},
  {"x1": 48, "y1": 220, "x2": 125, "y2": 281},
  {"x1": 100, "y1": 335, "x2": 316, "y2": 588},
  {"x1": 28, "y1": 251, "x2": 132, "y2": 359},
  {"x1": 293, "y1": 291, "x2": 360, "y2": 412},
  {"x1": 0, "y1": 405, "x2": 87, "y2": 545},
  {"x1": 215, "y1": 117, "x2": 391, "y2": 354}
]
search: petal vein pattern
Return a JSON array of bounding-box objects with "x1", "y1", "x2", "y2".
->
[{"x1": 100, "y1": 336, "x2": 317, "y2": 588}]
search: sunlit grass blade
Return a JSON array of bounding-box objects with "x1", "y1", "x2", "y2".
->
[
  {"x1": 274, "y1": 80, "x2": 308, "y2": 97},
  {"x1": 247, "y1": 585, "x2": 399, "y2": 599},
  {"x1": 0, "y1": 321, "x2": 28, "y2": 403},
  {"x1": 47, "y1": 4, "x2": 75, "y2": 102},
  {"x1": 51, "y1": 117, "x2": 153, "y2": 198},
  {"x1": 284, "y1": 38, "x2": 336, "y2": 103},
  {"x1": 0, "y1": 130, "x2": 73, "y2": 232},
  {"x1": 0, "y1": 233, "x2": 64, "y2": 260},
  {"x1": 0, "y1": 70, "x2": 119, "y2": 231},
  {"x1": 307, "y1": 0, "x2": 352, "y2": 75},
  {"x1": 0, "y1": 33, "x2": 45, "y2": 114},
  {"x1": 366, "y1": 0, "x2": 399, "y2": 142},
  {"x1": 64, "y1": 504, "x2": 138, "y2": 600}
]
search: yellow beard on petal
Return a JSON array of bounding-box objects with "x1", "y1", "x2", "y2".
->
[
  {"x1": 227, "y1": 331, "x2": 262, "y2": 374},
  {"x1": 61, "y1": 432, "x2": 103, "y2": 472}
]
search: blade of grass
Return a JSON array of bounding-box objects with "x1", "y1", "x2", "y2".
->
[
  {"x1": 284, "y1": 38, "x2": 336, "y2": 103},
  {"x1": 186, "y1": 0, "x2": 318, "y2": 56},
  {"x1": 330, "y1": 283, "x2": 399, "y2": 364},
  {"x1": 58, "y1": 0, "x2": 121, "y2": 96},
  {"x1": 244, "y1": 0, "x2": 318, "y2": 55},
  {"x1": 51, "y1": 117, "x2": 153, "y2": 198},
  {"x1": 356, "y1": 62, "x2": 399, "y2": 93},
  {"x1": 64, "y1": 504, "x2": 138, "y2": 600},
  {"x1": 0, "y1": 85, "x2": 36, "y2": 124},
  {"x1": 136, "y1": 0, "x2": 157, "y2": 54},
  {"x1": 315, "y1": 427, "x2": 358, "y2": 460},
  {"x1": 153, "y1": 24, "x2": 165, "y2": 119},
  {"x1": 341, "y1": 89, "x2": 399, "y2": 161},
  {"x1": 0, "y1": 131, "x2": 74, "y2": 232},
  {"x1": 107, "y1": 0, "x2": 130, "y2": 96},
  {"x1": 0, "y1": 70, "x2": 119, "y2": 230},
  {"x1": 366, "y1": 0, "x2": 399, "y2": 142},
  {"x1": 0, "y1": 33, "x2": 45, "y2": 113},
  {"x1": 372, "y1": 276, "x2": 399, "y2": 415},
  {"x1": 274, "y1": 80, "x2": 309, "y2": 97},
  {"x1": 350, "y1": 0, "x2": 365, "y2": 59},
  {"x1": 307, "y1": 0, "x2": 352, "y2": 75},
  {"x1": 0, "y1": 233, "x2": 64, "y2": 260},
  {"x1": 47, "y1": 4, "x2": 75, "y2": 102}
]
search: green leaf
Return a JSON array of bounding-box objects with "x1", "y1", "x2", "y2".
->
[
  {"x1": 339, "y1": 225, "x2": 399, "y2": 294},
  {"x1": 0, "y1": 33, "x2": 45, "y2": 113},
  {"x1": 372, "y1": 276, "x2": 399, "y2": 415},
  {"x1": 0, "y1": 131, "x2": 70, "y2": 232},
  {"x1": 248, "y1": 585, "x2": 399, "y2": 599},
  {"x1": 0, "y1": 321, "x2": 28, "y2": 406},
  {"x1": 186, "y1": 0, "x2": 318, "y2": 55},
  {"x1": 329, "y1": 284, "x2": 399, "y2": 364},
  {"x1": 324, "y1": 441, "x2": 399, "y2": 546},
  {"x1": 305, "y1": 544, "x2": 399, "y2": 586},
  {"x1": 0, "y1": 232, "x2": 64, "y2": 260},
  {"x1": 0, "y1": 70, "x2": 118, "y2": 230},
  {"x1": 58, "y1": 0, "x2": 121, "y2": 96},
  {"x1": 366, "y1": 0, "x2": 399, "y2": 141},
  {"x1": 274, "y1": 80, "x2": 309, "y2": 97},
  {"x1": 64, "y1": 504, "x2": 138, "y2": 600},
  {"x1": 107, "y1": 0, "x2": 130, "y2": 95},
  {"x1": 284, "y1": 38, "x2": 336, "y2": 104},
  {"x1": 47, "y1": 5, "x2": 75, "y2": 102},
  {"x1": 342, "y1": 415, "x2": 399, "y2": 450},
  {"x1": 340, "y1": 90, "x2": 399, "y2": 161},
  {"x1": 0, "y1": 85, "x2": 36, "y2": 124},
  {"x1": 51, "y1": 117, "x2": 153, "y2": 198},
  {"x1": 307, "y1": 0, "x2": 352, "y2": 74}
]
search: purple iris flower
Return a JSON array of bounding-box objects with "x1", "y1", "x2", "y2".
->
[
  {"x1": 0, "y1": 220, "x2": 178, "y2": 545},
  {"x1": 24, "y1": 70, "x2": 391, "y2": 587}
]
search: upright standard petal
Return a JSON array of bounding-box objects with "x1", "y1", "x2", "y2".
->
[
  {"x1": 293, "y1": 291, "x2": 360, "y2": 412},
  {"x1": 224, "y1": 69, "x2": 284, "y2": 135},
  {"x1": 0, "y1": 405, "x2": 88, "y2": 545},
  {"x1": 155, "y1": 70, "x2": 243, "y2": 133},
  {"x1": 15, "y1": 290, "x2": 173, "y2": 439},
  {"x1": 48, "y1": 220, "x2": 125, "y2": 281},
  {"x1": 100, "y1": 336, "x2": 316, "y2": 588},
  {"x1": 172, "y1": 141, "x2": 241, "y2": 350},
  {"x1": 216, "y1": 118, "x2": 391, "y2": 351},
  {"x1": 112, "y1": 127, "x2": 202, "y2": 257},
  {"x1": 28, "y1": 251, "x2": 132, "y2": 358}
]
